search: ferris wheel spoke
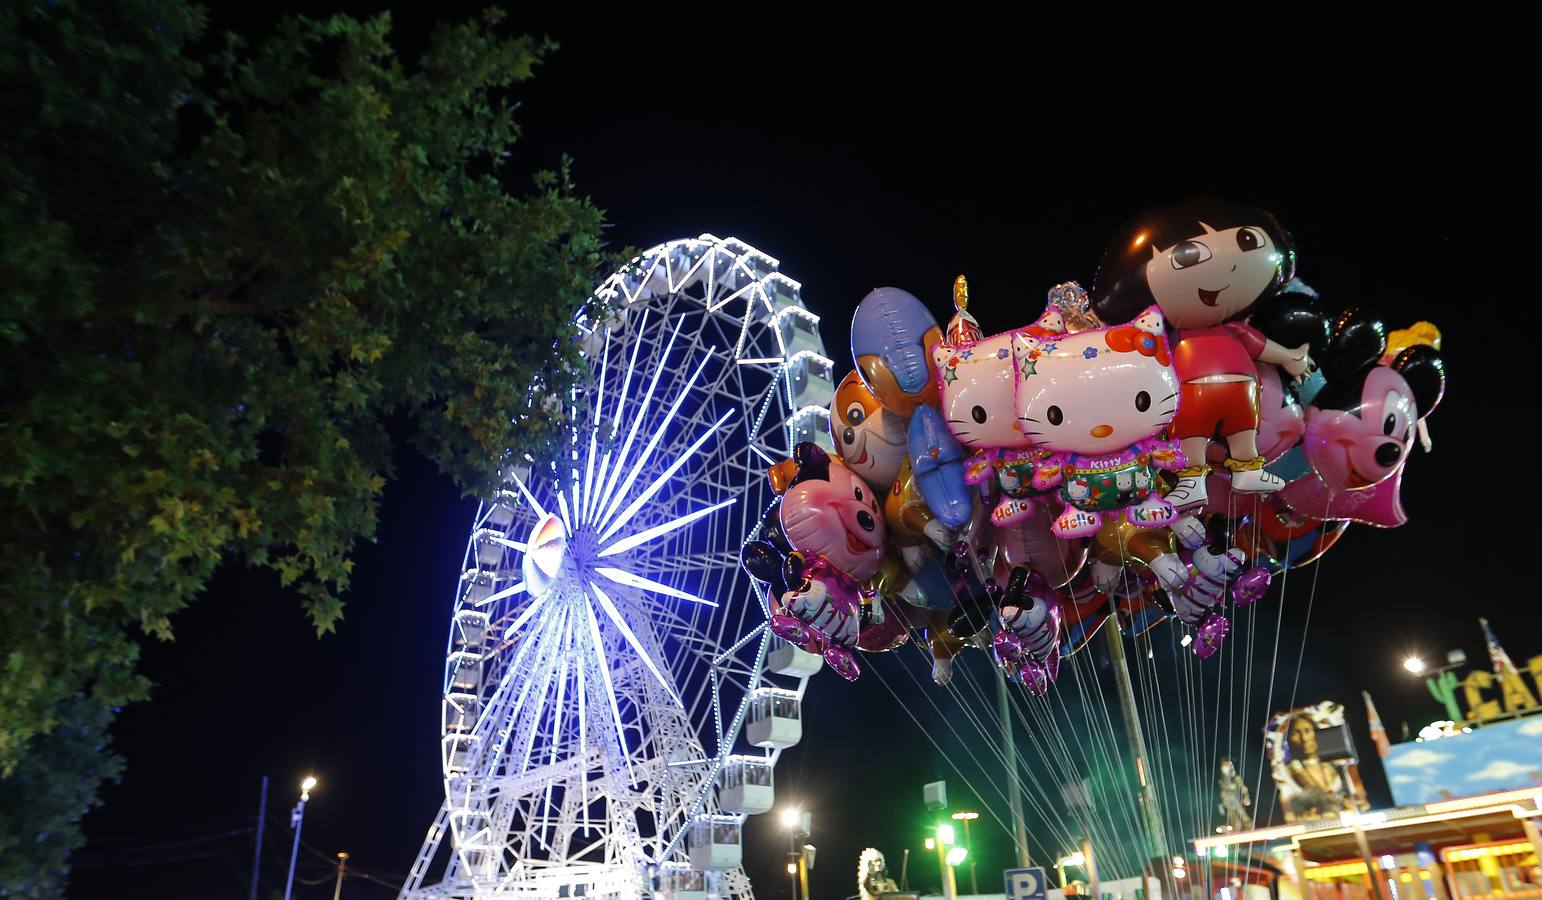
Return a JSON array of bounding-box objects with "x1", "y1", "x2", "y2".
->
[
  {"x1": 598, "y1": 496, "x2": 736, "y2": 560},
  {"x1": 622, "y1": 548, "x2": 741, "y2": 579},
  {"x1": 595, "y1": 347, "x2": 717, "y2": 533},
  {"x1": 587, "y1": 581, "x2": 682, "y2": 708},
  {"x1": 593, "y1": 566, "x2": 717, "y2": 608},
  {"x1": 581, "y1": 329, "x2": 611, "y2": 524},
  {"x1": 507, "y1": 471, "x2": 550, "y2": 525},
  {"x1": 476, "y1": 580, "x2": 527, "y2": 608},
  {"x1": 596, "y1": 412, "x2": 737, "y2": 545},
  {"x1": 597, "y1": 313, "x2": 678, "y2": 510},
  {"x1": 580, "y1": 599, "x2": 636, "y2": 786}
]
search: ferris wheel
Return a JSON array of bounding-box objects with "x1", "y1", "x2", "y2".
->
[{"x1": 400, "y1": 235, "x2": 836, "y2": 900}]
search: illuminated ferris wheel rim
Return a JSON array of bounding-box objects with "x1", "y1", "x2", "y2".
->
[{"x1": 403, "y1": 234, "x2": 833, "y2": 900}]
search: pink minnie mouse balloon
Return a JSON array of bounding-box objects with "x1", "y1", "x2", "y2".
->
[
  {"x1": 777, "y1": 443, "x2": 888, "y2": 680},
  {"x1": 1014, "y1": 303, "x2": 1186, "y2": 539},
  {"x1": 1279, "y1": 311, "x2": 1445, "y2": 526}
]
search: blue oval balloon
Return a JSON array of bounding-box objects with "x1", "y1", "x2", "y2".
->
[
  {"x1": 907, "y1": 405, "x2": 972, "y2": 529},
  {"x1": 851, "y1": 287, "x2": 942, "y2": 416}
]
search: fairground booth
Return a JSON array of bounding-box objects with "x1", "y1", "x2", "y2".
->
[{"x1": 1189, "y1": 638, "x2": 1542, "y2": 900}]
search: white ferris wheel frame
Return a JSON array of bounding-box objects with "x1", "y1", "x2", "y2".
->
[{"x1": 400, "y1": 235, "x2": 835, "y2": 900}]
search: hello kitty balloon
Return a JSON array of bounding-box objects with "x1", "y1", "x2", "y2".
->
[
  {"x1": 1015, "y1": 304, "x2": 1186, "y2": 539},
  {"x1": 929, "y1": 277, "x2": 1063, "y2": 527}
]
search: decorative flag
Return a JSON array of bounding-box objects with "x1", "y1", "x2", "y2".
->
[
  {"x1": 1480, "y1": 618, "x2": 1522, "y2": 677},
  {"x1": 1479, "y1": 618, "x2": 1539, "y2": 713},
  {"x1": 1362, "y1": 690, "x2": 1391, "y2": 757}
]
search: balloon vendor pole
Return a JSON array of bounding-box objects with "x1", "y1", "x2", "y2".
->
[
  {"x1": 798, "y1": 844, "x2": 811, "y2": 900},
  {"x1": 1339, "y1": 761, "x2": 1388, "y2": 900},
  {"x1": 1103, "y1": 605, "x2": 1168, "y2": 862},
  {"x1": 1083, "y1": 836, "x2": 1101, "y2": 900},
  {"x1": 936, "y1": 835, "x2": 958, "y2": 900},
  {"x1": 995, "y1": 664, "x2": 1032, "y2": 867}
]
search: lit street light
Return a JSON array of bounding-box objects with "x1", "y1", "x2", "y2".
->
[
  {"x1": 1054, "y1": 851, "x2": 1085, "y2": 890},
  {"x1": 931, "y1": 822, "x2": 960, "y2": 900},
  {"x1": 780, "y1": 809, "x2": 810, "y2": 900},
  {"x1": 1403, "y1": 656, "x2": 1426, "y2": 674},
  {"x1": 950, "y1": 811, "x2": 980, "y2": 895},
  {"x1": 283, "y1": 776, "x2": 317, "y2": 900}
]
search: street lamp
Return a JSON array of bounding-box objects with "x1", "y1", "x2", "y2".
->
[
  {"x1": 283, "y1": 776, "x2": 317, "y2": 900},
  {"x1": 780, "y1": 809, "x2": 810, "y2": 900},
  {"x1": 1055, "y1": 852, "x2": 1085, "y2": 889},
  {"x1": 932, "y1": 822, "x2": 961, "y2": 900},
  {"x1": 951, "y1": 811, "x2": 980, "y2": 895},
  {"x1": 1404, "y1": 648, "x2": 1469, "y2": 723}
]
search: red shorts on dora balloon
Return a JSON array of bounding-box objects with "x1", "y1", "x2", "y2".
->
[{"x1": 1171, "y1": 380, "x2": 1260, "y2": 440}]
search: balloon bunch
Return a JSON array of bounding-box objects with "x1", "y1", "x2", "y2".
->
[{"x1": 739, "y1": 198, "x2": 1446, "y2": 690}]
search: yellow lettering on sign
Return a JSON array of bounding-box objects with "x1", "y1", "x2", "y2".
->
[
  {"x1": 1499, "y1": 668, "x2": 1539, "y2": 712},
  {"x1": 1464, "y1": 671, "x2": 1502, "y2": 721}
]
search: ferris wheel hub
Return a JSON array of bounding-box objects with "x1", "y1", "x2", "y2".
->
[{"x1": 523, "y1": 514, "x2": 569, "y2": 598}]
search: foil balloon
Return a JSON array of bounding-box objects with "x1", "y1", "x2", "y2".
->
[
  {"x1": 920, "y1": 607, "x2": 969, "y2": 685},
  {"x1": 830, "y1": 370, "x2": 909, "y2": 491},
  {"x1": 1203, "y1": 361, "x2": 1306, "y2": 516},
  {"x1": 1015, "y1": 303, "x2": 1185, "y2": 538},
  {"x1": 1235, "y1": 500, "x2": 1350, "y2": 572},
  {"x1": 775, "y1": 443, "x2": 888, "y2": 681},
  {"x1": 885, "y1": 458, "x2": 954, "y2": 558},
  {"x1": 1088, "y1": 516, "x2": 1189, "y2": 597},
  {"x1": 1160, "y1": 548, "x2": 1239, "y2": 659},
  {"x1": 990, "y1": 566, "x2": 1063, "y2": 696},
  {"x1": 1056, "y1": 577, "x2": 1113, "y2": 656},
  {"x1": 1280, "y1": 311, "x2": 1446, "y2": 526},
  {"x1": 990, "y1": 506, "x2": 1087, "y2": 589},
  {"x1": 931, "y1": 276, "x2": 1061, "y2": 526},
  {"x1": 1381, "y1": 321, "x2": 1441, "y2": 365},
  {"x1": 1090, "y1": 199, "x2": 1310, "y2": 511},
  {"x1": 851, "y1": 287, "x2": 943, "y2": 417},
  {"x1": 907, "y1": 404, "x2": 972, "y2": 530},
  {"x1": 883, "y1": 457, "x2": 959, "y2": 608}
]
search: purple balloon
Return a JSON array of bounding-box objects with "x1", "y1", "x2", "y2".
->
[
  {"x1": 1192, "y1": 611, "x2": 1231, "y2": 660},
  {"x1": 1231, "y1": 567, "x2": 1271, "y2": 607}
]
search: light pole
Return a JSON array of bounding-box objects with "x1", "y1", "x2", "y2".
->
[
  {"x1": 781, "y1": 808, "x2": 811, "y2": 900},
  {"x1": 1054, "y1": 850, "x2": 1086, "y2": 889},
  {"x1": 931, "y1": 823, "x2": 963, "y2": 900},
  {"x1": 283, "y1": 776, "x2": 317, "y2": 900},
  {"x1": 951, "y1": 811, "x2": 979, "y2": 895},
  {"x1": 331, "y1": 851, "x2": 350, "y2": 900}
]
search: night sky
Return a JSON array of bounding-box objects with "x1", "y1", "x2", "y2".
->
[{"x1": 68, "y1": 11, "x2": 1534, "y2": 900}]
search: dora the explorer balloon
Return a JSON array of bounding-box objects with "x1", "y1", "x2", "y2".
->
[{"x1": 1092, "y1": 200, "x2": 1312, "y2": 510}]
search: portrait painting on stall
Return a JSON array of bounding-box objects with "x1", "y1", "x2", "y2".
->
[{"x1": 1264, "y1": 701, "x2": 1370, "y2": 822}]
